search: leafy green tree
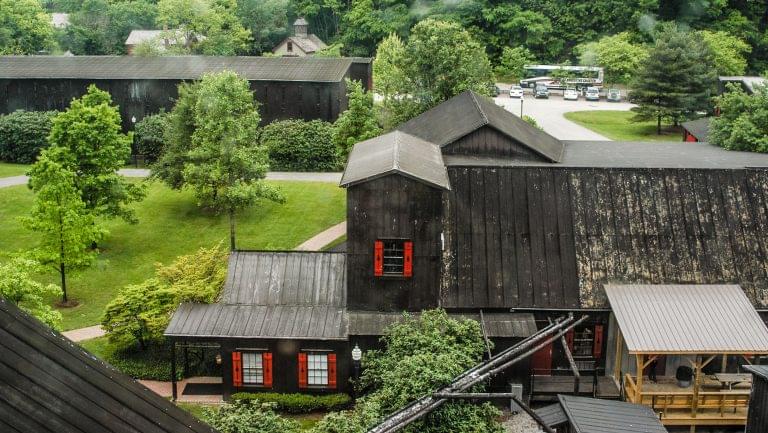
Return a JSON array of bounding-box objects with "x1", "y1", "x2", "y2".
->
[
  {"x1": 334, "y1": 80, "x2": 381, "y2": 157},
  {"x1": 102, "y1": 244, "x2": 227, "y2": 349},
  {"x1": 236, "y1": 0, "x2": 289, "y2": 54},
  {"x1": 710, "y1": 83, "x2": 768, "y2": 152},
  {"x1": 340, "y1": 0, "x2": 410, "y2": 56},
  {"x1": 481, "y1": 4, "x2": 556, "y2": 59},
  {"x1": 134, "y1": 112, "x2": 170, "y2": 162},
  {"x1": 154, "y1": 72, "x2": 282, "y2": 250},
  {"x1": 0, "y1": 0, "x2": 54, "y2": 54},
  {"x1": 203, "y1": 401, "x2": 301, "y2": 433},
  {"x1": 494, "y1": 46, "x2": 536, "y2": 82},
  {"x1": 21, "y1": 157, "x2": 106, "y2": 304},
  {"x1": 60, "y1": 0, "x2": 157, "y2": 55},
  {"x1": 577, "y1": 32, "x2": 648, "y2": 85},
  {"x1": 698, "y1": 30, "x2": 751, "y2": 76},
  {"x1": 157, "y1": 0, "x2": 251, "y2": 55},
  {"x1": 373, "y1": 33, "x2": 406, "y2": 102},
  {"x1": 0, "y1": 258, "x2": 62, "y2": 329},
  {"x1": 629, "y1": 23, "x2": 717, "y2": 134},
  {"x1": 45, "y1": 85, "x2": 145, "y2": 223}
]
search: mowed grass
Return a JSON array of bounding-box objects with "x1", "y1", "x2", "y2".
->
[
  {"x1": 0, "y1": 162, "x2": 30, "y2": 177},
  {"x1": 0, "y1": 180, "x2": 346, "y2": 330},
  {"x1": 564, "y1": 110, "x2": 681, "y2": 141}
]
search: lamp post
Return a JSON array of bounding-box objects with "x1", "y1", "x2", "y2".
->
[
  {"x1": 130, "y1": 115, "x2": 137, "y2": 167},
  {"x1": 520, "y1": 96, "x2": 524, "y2": 118},
  {"x1": 351, "y1": 344, "x2": 362, "y2": 397}
]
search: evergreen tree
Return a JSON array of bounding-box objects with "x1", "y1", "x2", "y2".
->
[
  {"x1": 22, "y1": 156, "x2": 106, "y2": 305},
  {"x1": 629, "y1": 23, "x2": 717, "y2": 134},
  {"x1": 46, "y1": 85, "x2": 145, "y2": 223},
  {"x1": 334, "y1": 79, "x2": 381, "y2": 157}
]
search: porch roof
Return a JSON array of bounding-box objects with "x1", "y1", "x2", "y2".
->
[{"x1": 605, "y1": 284, "x2": 768, "y2": 354}]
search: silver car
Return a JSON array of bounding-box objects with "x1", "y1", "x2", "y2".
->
[{"x1": 509, "y1": 86, "x2": 524, "y2": 98}]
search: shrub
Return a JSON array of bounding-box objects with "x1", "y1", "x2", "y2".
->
[
  {"x1": 260, "y1": 119, "x2": 339, "y2": 171},
  {"x1": 710, "y1": 83, "x2": 768, "y2": 152},
  {"x1": 101, "y1": 243, "x2": 228, "y2": 349},
  {"x1": 134, "y1": 112, "x2": 169, "y2": 161},
  {"x1": 0, "y1": 110, "x2": 56, "y2": 163},
  {"x1": 333, "y1": 79, "x2": 381, "y2": 158},
  {"x1": 231, "y1": 392, "x2": 352, "y2": 414},
  {"x1": 202, "y1": 401, "x2": 301, "y2": 433}
]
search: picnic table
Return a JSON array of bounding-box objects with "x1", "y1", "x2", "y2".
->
[{"x1": 713, "y1": 373, "x2": 752, "y2": 389}]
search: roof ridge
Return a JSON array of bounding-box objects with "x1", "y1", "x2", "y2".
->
[
  {"x1": 468, "y1": 91, "x2": 490, "y2": 126},
  {"x1": 392, "y1": 131, "x2": 402, "y2": 171}
]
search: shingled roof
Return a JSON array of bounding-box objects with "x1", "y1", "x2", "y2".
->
[
  {"x1": 397, "y1": 91, "x2": 564, "y2": 162},
  {"x1": 681, "y1": 117, "x2": 711, "y2": 142},
  {"x1": 0, "y1": 56, "x2": 353, "y2": 82},
  {"x1": 340, "y1": 130, "x2": 451, "y2": 190},
  {"x1": 0, "y1": 297, "x2": 218, "y2": 433}
]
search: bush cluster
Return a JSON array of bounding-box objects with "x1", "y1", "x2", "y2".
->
[
  {"x1": 231, "y1": 392, "x2": 352, "y2": 414},
  {"x1": 134, "y1": 112, "x2": 169, "y2": 162},
  {"x1": 202, "y1": 401, "x2": 301, "y2": 433},
  {"x1": 0, "y1": 110, "x2": 57, "y2": 163},
  {"x1": 260, "y1": 119, "x2": 339, "y2": 171}
]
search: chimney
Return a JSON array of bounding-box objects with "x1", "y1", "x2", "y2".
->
[{"x1": 294, "y1": 17, "x2": 308, "y2": 38}]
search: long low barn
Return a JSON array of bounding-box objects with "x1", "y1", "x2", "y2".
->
[{"x1": 0, "y1": 56, "x2": 372, "y2": 129}]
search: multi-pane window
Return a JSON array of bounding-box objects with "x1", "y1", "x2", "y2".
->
[
  {"x1": 242, "y1": 352, "x2": 264, "y2": 385},
  {"x1": 383, "y1": 240, "x2": 404, "y2": 275},
  {"x1": 307, "y1": 353, "x2": 328, "y2": 386},
  {"x1": 374, "y1": 239, "x2": 413, "y2": 277}
]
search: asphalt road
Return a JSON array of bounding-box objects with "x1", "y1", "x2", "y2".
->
[{"x1": 493, "y1": 91, "x2": 636, "y2": 141}]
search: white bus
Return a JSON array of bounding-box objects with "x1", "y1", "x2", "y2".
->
[{"x1": 519, "y1": 65, "x2": 604, "y2": 90}]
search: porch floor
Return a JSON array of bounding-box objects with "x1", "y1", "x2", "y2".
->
[{"x1": 531, "y1": 375, "x2": 621, "y2": 401}]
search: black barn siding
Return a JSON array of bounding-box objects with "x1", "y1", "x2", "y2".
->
[
  {"x1": 442, "y1": 126, "x2": 547, "y2": 161},
  {"x1": 346, "y1": 175, "x2": 443, "y2": 311},
  {"x1": 747, "y1": 371, "x2": 768, "y2": 433}
]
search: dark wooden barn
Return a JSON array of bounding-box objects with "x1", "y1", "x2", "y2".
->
[
  {"x1": 0, "y1": 55, "x2": 372, "y2": 130},
  {"x1": 0, "y1": 296, "x2": 218, "y2": 433},
  {"x1": 745, "y1": 365, "x2": 768, "y2": 433}
]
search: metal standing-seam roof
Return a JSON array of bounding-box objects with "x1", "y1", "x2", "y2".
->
[
  {"x1": 605, "y1": 284, "x2": 768, "y2": 354},
  {"x1": 681, "y1": 117, "x2": 711, "y2": 142},
  {"x1": 340, "y1": 130, "x2": 451, "y2": 190},
  {"x1": 347, "y1": 311, "x2": 536, "y2": 337},
  {"x1": 745, "y1": 365, "x2": 768, "y2": 381},
  {"x1": 0, "y1": 297, "x2": 219, "y2": 433},
  {"x1": 0, "y1": 56, "x2": 353, "y2": 82},
  {"x1": 397, "y1": 90, "x2": 564, "y2": 162},
  {"x1": 719, "y1": 76, "x2": 767, "y2": 94},
  {"x1": 556, "y1": 395, "x2": 668, "y2": 433},
  {"x1": 165, "y1": 251, "x2": 348, "y2": 340}
]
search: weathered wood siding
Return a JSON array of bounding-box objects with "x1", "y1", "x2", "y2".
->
[
  {"x1": 441, "y1": 167, "x2": 768, "y2": 309},
  {"x1": 346, "y1": 174, "x2": 443, "y2": 311},
  {"x1": 747, "y1": 373, "x2": 768, "y2": 433},
  {"x1": 442, "y1": 126, "x2": 547, "y2": 161},
  {"x1": 0, "y1": 78, "x2": 347, "y2": 131}
]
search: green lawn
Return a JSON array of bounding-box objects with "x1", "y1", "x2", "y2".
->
[
  {"x1": 0, "y1": 162, "x2": 30, "y2": 177},
  {"x1": 0, "y1": 180, "x2": 346, "y2": 330},
  {"x1": 564, "y1": 110, "x2": 682, "y2": 141}
]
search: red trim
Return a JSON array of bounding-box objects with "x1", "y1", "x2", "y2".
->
[
  {"x1": 531, "y1": 343, "x2": 553, "y2": 375},
  {"x1": 565, "y1": 329, "x2": 574, "y2": 352},
  {"x1": 232, "y1": 352, "x2": 242, "y2": 387},
  {"x1": 263, "y1": 352, "x2": 273, "y2": 388},
  {"x1": 328, "y1": 354, "x2": 337, "y2": 389},
  {"x1": 593, "y1": 325, "x2": 604, "y2": 359},
  {"x1": 403, "y1": 241, "x2": 413, "y2": 277},
  {"x1": 298, "y1": 352, "x2": 308, "y2": 389},
  {"x1": 374, "y1": 240, "x2": 384, "y2": 276}
]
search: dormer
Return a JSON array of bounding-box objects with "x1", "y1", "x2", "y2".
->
[{"x1": 294, "y1": 18, "x2": 309, "y2": 38}]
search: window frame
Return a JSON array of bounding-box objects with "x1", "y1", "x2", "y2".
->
[
  {"x1": 375, "y1": 238, "x2": 413, "y2": 278},
  {"x1": 306, "y1": 352, "x2": 329, "y2": 387},
  {"x1": 240, "y1": 350, "x2": 266, "y2": 386}
]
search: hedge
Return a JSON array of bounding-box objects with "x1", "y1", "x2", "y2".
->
[
  {"x1": 0, "y1": 110, "x2": 57, "y2": 163},
  {"x1": 259, "y1": 119, "x2": 339, "y2": 171},
  {"x1": 134, "y1": 112, "x2": 169, "y2": 162},
  {"x1": 231, "y1": 392, "x2": 352, "y2": 413}
]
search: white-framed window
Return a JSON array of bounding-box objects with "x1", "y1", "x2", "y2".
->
[
  {"x1": 242, "y1": 352, "x2": 264, "y2": 385},
  {"x1": 307, "y1": 353, "x2": 328, "y2": 386}
]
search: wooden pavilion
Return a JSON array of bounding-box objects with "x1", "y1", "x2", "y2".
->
[{"x1": 605, "y1": 284, "x2": 768, "y2": 431}]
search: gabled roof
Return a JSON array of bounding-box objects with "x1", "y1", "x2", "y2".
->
[
  {"x1": 0, "y1": 297, "x2": 217, "y2": 433},
  {"x1": 720, "y1": 76, "x2": 767, "y2": 94},
  {"x1": 556, "y1": 395, "x2": 668, "y2": 433},
  {"x1": 745, "y1": 365, "x2": 768, "y2": 381},
  {"x1": 0, "y1": 56, "x2": 353, "y2": 82},
  {"x1": 340, "y1": 130, "x2": 451, "y2": 190},
  {"x1": 605, "y1": 284, "x2": 768, "y2": 354},
  {"x1": 397, "y1": 91, "x2": 564, "y2": 162},
  {"x1": 681, "y1": 117, "x2": 711, "y2": 142}
]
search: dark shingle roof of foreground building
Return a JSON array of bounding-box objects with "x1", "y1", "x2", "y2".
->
[
  {"x1": 0, "y1": 56, "x2": 353, "y2": 82},
  {"x1": 0, "y1": 297, "x2": 218, "y2": 433},
  {"x1": 397, "y1": 91, "x2": 564, "y2": 162},
  {"x1": 556, "y1": 395, "x2": 668, "y2": 433}
]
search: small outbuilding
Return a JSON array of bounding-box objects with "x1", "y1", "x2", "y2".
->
[
  {"x1": 681, "y1": 117, "x2": 711, "y2": 142},
  {"x1": 535, "y1": 394, "x2": 669, "y2": 433},
  {"x1": 273, "y1": 18, "x2": 328, "y2": 57}
]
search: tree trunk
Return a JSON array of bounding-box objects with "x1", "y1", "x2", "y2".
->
[
  {"x1": 59, "y1": 208, "x2": 67, "y2": 303},
  {"x1": 657, "y1": 114, "x2": 662, "y2": 135},
  {"x1": 229, "y1": 207, "x2": 236, "y2": 251},
  {"x1": 60, "y1": 262, "x2": 67, "y2": 303}
]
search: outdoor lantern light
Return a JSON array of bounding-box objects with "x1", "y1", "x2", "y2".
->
[
  {"x1": 352, "y1": 344, "x2": 362, "y2": 362},
  {"x1": 131, "y1": 115, "x2": 136, "y2": 124},
  {"x1": 215, "y1": 353, "x2": 222, "y2": 365}
]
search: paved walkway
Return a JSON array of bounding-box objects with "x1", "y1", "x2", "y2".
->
[
  {"x1": 62, "y1": 325, "x2": 106, "y2": 342},
  {"x1": 295, "y1": 221, "x2": 346, "y2": 251},
  {"x1": 140, "y1": 377, "x2": 224, "y2": 403}
]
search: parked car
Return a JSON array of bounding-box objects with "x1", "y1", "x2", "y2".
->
[
  {"x1": 534, "y1": 84, "x2": 549, "y2": 99},
  {"x1": 489, "y1": 84, "x2": 501, "y2": 97},
  {"x1": 509, "y1": 85, "x2": 524, "y2": 98},
  {"x1": 563, "y1": 88, "x2": 579, "y2": 100},
  {"x1": 607, "y1": 88, "x2": 621, "y2": 102},
  {"x1": 585, "y1": 86, "x2": 600, "y2": 101}
]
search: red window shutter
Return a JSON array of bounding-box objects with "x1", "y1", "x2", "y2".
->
[
  {"x1": 403, "y1": 241, "x2": 413, "y2": 277},
  {"x1": 232, "y1": 352, "x2": 242, "y2": 387},
  {"x1": 593, "y1": 325, "x2": 604, "y2": 359},
  {"x1": 565, "y1": 329, "x2": 574, "y2": 352},
  {"x1": 263, "y1": 352, "x2": 273, "y2": 387},
  {"x1": 328, "y1": 354, "x2": 337, "y2": 389},
  {"x1": 298, "y1": 352, "x2": 308, "y2": 389},
  {"x1": 374, "y1": 240, "x2": 384, "y2": 276}
]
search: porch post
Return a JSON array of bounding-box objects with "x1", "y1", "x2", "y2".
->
[
  {"x1": 635, "y1": 354, "x2": 644, "y2": 404},
  {"x1": 691, "y1": 355, "x2": 702, "y2": 425},
  {"x1": 613, "y1": 329, "x2": 623, "y2": 380},
  {"x1": 171, "y1": 341, "x2": 178, "y2": 401}
]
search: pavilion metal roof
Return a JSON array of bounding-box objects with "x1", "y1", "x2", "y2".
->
[
  {"x1": 397, "y1": 90, "x2": 564, "y2": 162},
  {"x1": 605, "y1": 284, "x2": 768, "y2": 354},
  {"x1": 556, "y1": 395, "x2": 668, "y2": 433},
  {"x1": 0, "y1": 297, "x2": 218, "y2": 433},
  {"x1": 0, "y1": 56, "x2": 353, "y2": 82},
  {"x1": 340, "y1": 130, "x2": 451, "y2": 190}
]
